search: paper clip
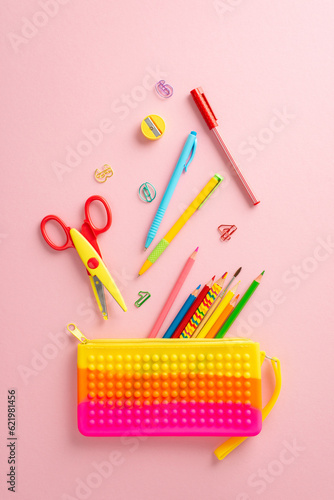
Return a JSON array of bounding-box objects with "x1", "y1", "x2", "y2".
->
[
  {"x1": 155, "y1": 80, "x2": 174, "y2": 98},
  {"x1": 135, "y1": 291, "x2": 151, "y2": 307},
  {"x1": 139, "y1": 182, "x2": 156, "y2": 202},
  {"x1": 94, "y1": 165, "x2": 114, "y2": 183},
  {"x1": 218, "y1": 224, "x2": 237, "y2": 241}
]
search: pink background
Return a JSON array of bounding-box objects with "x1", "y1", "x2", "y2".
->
[{"x1": 1, "y1": 1, "x2": 334, "y2": 499}]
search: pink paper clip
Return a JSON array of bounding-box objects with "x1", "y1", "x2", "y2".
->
[
  {"x1": 155, "y1": 80, "x2": 173, "y2": 98},
  {"x1": 218, "y1": 225, "x2": 237, "y2": 241}
]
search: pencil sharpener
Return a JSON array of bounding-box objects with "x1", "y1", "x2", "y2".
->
[{"x1": 141, "y1": 115, "x2": 165, "y2": 140}]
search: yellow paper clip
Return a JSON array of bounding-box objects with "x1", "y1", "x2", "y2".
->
[{"x1": 94, "y1": 165, "x2": 114, "y2": 183}]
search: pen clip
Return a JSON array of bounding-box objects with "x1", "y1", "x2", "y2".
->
[
  {"x1": 199, "y1": 90, "x2": 217, "y2": 121},
  {"x1": 184, "y1": 137, "x2": 197, "y2": 172},
  {"x1": 198, "y1": 174, "x2": 223, "y2": 209}
]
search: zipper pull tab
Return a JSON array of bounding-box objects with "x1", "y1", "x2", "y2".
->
[{"x1": 67, "y1": 323, "x2": 89, "y2": 344}]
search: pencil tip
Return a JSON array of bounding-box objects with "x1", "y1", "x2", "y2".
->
[
  {"x1": 195, "y1": 246, "x2": 199, "y2": 252},
  {"x1": 196, "y1": 284, "x2": 201, "y2": 289},
  {"x1": 222, "y1": 271, "x2": 228, "y2": 278},
  {"x1": 211, "y1": 275, "x2": 216, "y2": 281},
  {"x1": 232, "y1": 281, "x2": 240, "y2": 291},
  {"x1": 261, "y1": 270, "x2": 265, "y2": 275}
]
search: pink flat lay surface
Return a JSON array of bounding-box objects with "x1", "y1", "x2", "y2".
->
[{"x1": 1, "y1": 1, "x2": 334, "y2": 499}]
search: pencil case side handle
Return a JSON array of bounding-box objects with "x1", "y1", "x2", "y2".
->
[{"x1": 214, "y1": 356, "x2": 282, "y2": 461}]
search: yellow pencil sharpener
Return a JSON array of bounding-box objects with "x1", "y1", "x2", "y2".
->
[{"x1": 141, "y1": 115, "x2": 165, "y2": 140}]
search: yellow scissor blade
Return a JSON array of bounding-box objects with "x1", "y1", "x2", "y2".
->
[{"x1": 70, "y1": 228, "x2": 127, "y2": 312}]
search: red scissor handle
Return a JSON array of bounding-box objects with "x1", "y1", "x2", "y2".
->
[
  {"x1": 40, "y1": 215, "x2": 74, "y2": 251},
  {"x1": 84, "y1": 195, "x2": 112, "y2": 234},
  {"x1": 81, "y1": 196, "x2": 112, "y2": 254}
]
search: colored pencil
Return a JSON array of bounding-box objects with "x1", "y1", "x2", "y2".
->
[
  {"x1": 163, "y1": 285, "x2": 201, "y2": 338},
  {"x1": 192, "y1": 267, "x2": 241, "y2": 337},
  {"x1": 171, "y1": 276, "x2": 215, "y2": 338},
  {"x1": 191, "y1": 271, "x2": 228, "y2": 337},
  {"x1": 181, "y1": 275, "x2": 225, "y2": 338},
  {"x1": 148, "y1": 248, "x2": 198, "y2": 338},
  {"x1": 195, "y1": 283, "x2": 239, "y2": 339},
  {"x1": 215, "y1": 271, "x2": 265, "y2": 338},
  {"x1": 205, "y1": 294, "x2": 239, "y2": 338}
]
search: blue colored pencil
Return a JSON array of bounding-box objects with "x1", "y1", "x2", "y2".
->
[{"x1": 163, "y1": 285, "x2": 201, "y2": 338}]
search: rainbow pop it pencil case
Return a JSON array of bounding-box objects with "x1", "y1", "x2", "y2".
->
[{"x1": 68, "y1": 324, "x2": 281, "y2": 460}]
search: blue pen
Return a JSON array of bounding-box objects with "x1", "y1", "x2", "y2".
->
[
  {"x1": 144, "y1": 131, "x2": 197, "y2": 249},
  {"x1": 163, "y1": 285, "x2": 201, "y2": 338}
]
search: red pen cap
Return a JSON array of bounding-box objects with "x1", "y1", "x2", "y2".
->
[{"x1": 190, "y1": 87, "x2": 218, "y2": 130}]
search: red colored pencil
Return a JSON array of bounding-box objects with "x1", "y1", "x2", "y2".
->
[{"x1": 171, "y1": 276, "x2": 215, "y2": 338}]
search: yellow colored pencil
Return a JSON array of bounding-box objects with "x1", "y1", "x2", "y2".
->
[{"x1": 205, "y1": 294, "x2": 239, "y2": 339}]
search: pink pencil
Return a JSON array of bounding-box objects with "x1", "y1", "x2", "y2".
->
[{"x1": 148, "y1": 248, "x2": 198, "y2": 338}]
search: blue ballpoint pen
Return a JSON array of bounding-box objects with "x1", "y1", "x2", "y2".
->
[{"x1": 144, "y1": 131, "x2": 197, "y2": 249}]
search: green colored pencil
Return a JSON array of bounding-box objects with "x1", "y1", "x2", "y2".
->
[{"x1": 215, "y1": 271, "x2": 265, "y2": 338}]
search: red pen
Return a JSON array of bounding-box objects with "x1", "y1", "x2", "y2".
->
[{"x1": 190, "y1": 87, "x2": 260, "y2": 206}]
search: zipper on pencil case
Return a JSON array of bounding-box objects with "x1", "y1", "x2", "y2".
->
[{"x1": 67, "y1": 323, "x2": 253, "y2": 345}]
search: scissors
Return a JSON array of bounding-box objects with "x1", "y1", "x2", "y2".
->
[{"x1": 40, "y1": 195, "x2": 127, "y2": 319}]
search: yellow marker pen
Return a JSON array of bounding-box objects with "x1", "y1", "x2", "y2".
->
[{"x1": 138, "y1": 174, "x2": 223, "y2": 275}]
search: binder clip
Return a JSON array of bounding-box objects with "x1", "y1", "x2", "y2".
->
[
  {"x1": 155, "y1": 80, "x2": 174, "y2": 98},
  {"x1": 139, "y1": 182, "x2": 156, "y2": 202},
  {"x1": 135, "y1": 291, "x2": 151, "y2": 308},
  {"x1": 94, "y1": 165, "x2": 114, "y2": 183},
  {"x1": 218, "y1": 225, "x2": 237, "y2": 241}
]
